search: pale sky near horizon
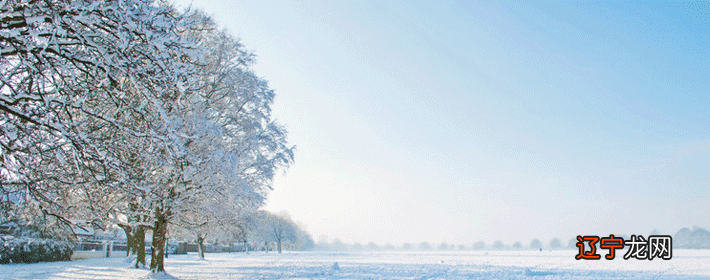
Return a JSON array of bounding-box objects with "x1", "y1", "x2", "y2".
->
[{"x1": 172, "y1": 0, "x2": 710, "y2": 246}]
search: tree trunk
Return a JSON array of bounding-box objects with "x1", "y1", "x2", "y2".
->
[
  {"x1": 120, "y1": 225, "x2": 134, "y2": 257},
  {"x1": 244, "y1": 240, "x2": 249, "y2": 254},
  {"x1": 197, "y1": 235, "x2": 205, "y2": 260},
  {"x1": 277, "y1": 239, "x2": 282, "y2": 254},
  {"x1": 135, "y1": 226, "x2": 146, "y2": 268},
  {"x1": 164, "y1": 238, "x2": 169, "y2": 258},
  {"x1": 150, "y1": 209, "x2": 168, "y2": 273}
]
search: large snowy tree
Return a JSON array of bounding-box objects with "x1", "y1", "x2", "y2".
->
[
  {"x1": 0, "y1": 0, "x2": 293, "y2": 272},
  {"x1": 0, "y1": 0, "x2": 200, "y2": 238},
  {"x1": 166, "y1": 18, "x2": 293, "y2": 261}
]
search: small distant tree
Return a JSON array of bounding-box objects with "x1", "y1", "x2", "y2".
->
[
  {"x1": 549, "y1": 238, "x2": 562, "y2": 250},
  {"x1": 473, "y1": 241, "x2": 485, "y2": 250},
  {"x1": 530, "y1": 239, "x2": 542, "y2": 250},
  {"x1": 512, "y1": 241, "x2": 523, "y2": 250},
  {"x1": 401, "y1": 243, "x2": 413, "y2": 250},
  {"x1": 492, "y1": 240, "x2": 505, "y2": 250},
  {"x1": 438, "y1": 242, "x2": 450, "y2": 251},
  {"x1": 316, "y1": 235, "x2": 329, "y2": 251},
  {"x1": 330, "y1": 238, "x2": 347, "y2": 251},
  {"x1": 418, "y1": 242, "x2": 432, "y2": 251},
  {"x1": 270, "y1": 215, "x2": 296, "y2": 253},
  {"x1": 247, "y1": 211, "x2": 311, "y2": 253},
  {"x1": 294, "y1": 225, "x2": 315, "y2": 251},
  {"x1": 567, "y1": 238, "x2": 576, "y2": 249}
]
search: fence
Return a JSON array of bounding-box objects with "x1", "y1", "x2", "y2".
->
[
  {"x1": 71, "y1": 240, "x2": 246, "y2": 260},
  {"x1": 72, "y1": 240, "x2": 128, "y2": 260}
]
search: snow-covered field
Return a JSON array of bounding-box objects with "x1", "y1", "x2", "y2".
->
[{"x1": 1, "y1": 250, "x2": 709, "y2": 279}]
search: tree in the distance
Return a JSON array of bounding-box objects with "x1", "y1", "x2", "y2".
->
[
  {"x1": 247, "y1": 211, "x2": 312, "y2": 253},
  {"x1": 530, "y1": 239, "x2": 543, "y2": 250},
  {"x1": 492, "y1": 240, "x2": 505, "y2": 250},
  {"x1": 264, "y1": 212, "x2": 296, "y2": 254}
]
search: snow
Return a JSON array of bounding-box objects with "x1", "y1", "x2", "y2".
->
[{"x1": 1, "y1": 250, "x2": 709, "y2": 279}]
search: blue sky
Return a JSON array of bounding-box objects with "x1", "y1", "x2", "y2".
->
[{"x1": 173, "y1": 0, "x2": 709, "y2": 245}]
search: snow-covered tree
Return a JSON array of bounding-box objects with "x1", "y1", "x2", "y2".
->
[
  {"x1": 0, "y1": 0, "x2": 201, "y2": 236},
  {"x1": 530, "y1": 239, "x2": 543, "y2": 250},
  {"x1": 162, "y1": 12, "x2": 292, "y2": 259},
  {"x1": 0, "y1": 1, "x2": 293, "y2": 272},
  {"x1": 1, "y1": 0, "x2": 201, "y2": 272},
  {"x1": 247, "y1": 211, "x2": 310, "y2": 254}
]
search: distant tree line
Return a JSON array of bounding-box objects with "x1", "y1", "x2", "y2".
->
[
  {"x1": 312, "y1": 238, "x2": 566, "y2": 252},
  {"x1": 312, "y1": 226, "x2": 710, "y2": 251},
  {"x1": 674, "y1": 226, "x2": 710, "y2": 249},
  {"x1": 170, "y1": 210, "x2": 313, "y2": 258}
]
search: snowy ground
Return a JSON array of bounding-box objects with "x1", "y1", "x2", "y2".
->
[{"x1": 1, "y1": 250, "x2": 709, "y2": 279}]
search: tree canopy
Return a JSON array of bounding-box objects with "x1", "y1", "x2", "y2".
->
[{"x1": 0, "y1": 0, "x2": 294, "y2": 273}]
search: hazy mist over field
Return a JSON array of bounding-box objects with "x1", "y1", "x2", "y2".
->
[{"x1": 173, "y1": 0, "x2": 710, "y2": 246}]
